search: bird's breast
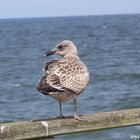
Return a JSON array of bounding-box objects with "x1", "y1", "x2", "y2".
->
[{"x1": 49, "y1": 91, "x2": 77, "y2": 102}]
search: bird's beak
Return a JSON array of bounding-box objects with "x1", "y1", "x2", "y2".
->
[{"x1": 46, "y1": 50, "x2": 56, "y2": 56}]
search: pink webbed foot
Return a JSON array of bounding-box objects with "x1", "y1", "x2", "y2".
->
[{"x1": 73, "y1": 114, "x2": 87, "y2": 122}]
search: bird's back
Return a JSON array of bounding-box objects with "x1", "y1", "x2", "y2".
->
[
  {"x1": 58, "y1": 56, "x2": 89, "y2": 94},
  {"x1": 37, "y1": 56, "x2": 89, "y2": 101}
]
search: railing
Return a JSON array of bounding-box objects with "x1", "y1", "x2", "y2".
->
[{"x1": 0, "y1": 108, "x2": 140, "y2": 140}]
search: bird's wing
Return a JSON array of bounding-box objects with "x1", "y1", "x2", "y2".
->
[
  {"x1": 37, "y1": 58, "x2": 89, "y2": 94},
  {"x1": 60, "y1": 57, "x2": 89, "y2": 94},
  {"x1": 37, "y1": 60, "x2": 64, "y2": 94}
]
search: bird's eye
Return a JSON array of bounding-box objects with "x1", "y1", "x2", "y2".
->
[{"x1": 58, "y1": 45, "x2": 63, "y2": 49}]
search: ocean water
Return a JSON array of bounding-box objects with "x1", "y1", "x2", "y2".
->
[{"x1": 0, "y1": 14, "x2": 140, "y2": 140}]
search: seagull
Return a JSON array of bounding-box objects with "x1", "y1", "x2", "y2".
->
[{"x1": 37, "y1": 40, "x2": 89, "y2": 120}]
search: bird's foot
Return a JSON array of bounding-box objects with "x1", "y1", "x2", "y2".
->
[
  {"x1": 57, "y1": 115, "x2": 65, "y2": 119},
  {"x1": 57, "y1": 115, "x2": 73, "y2": 119},
  {"x1": 73, "y1": 114, "x2": 87, "y2": 122}
]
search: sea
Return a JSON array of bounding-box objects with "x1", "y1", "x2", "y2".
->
[{"x1": 0, "y1": 14, "x2": 140, "y2": 140}]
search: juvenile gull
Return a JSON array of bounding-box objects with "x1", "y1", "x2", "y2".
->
[{"x1": 37, "y1": 40, "x2": 89, "y2": 120}]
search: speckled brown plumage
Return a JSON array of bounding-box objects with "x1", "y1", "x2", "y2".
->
[{"x1": 37, "y1": 40, "x2": 89, "y2": 119}]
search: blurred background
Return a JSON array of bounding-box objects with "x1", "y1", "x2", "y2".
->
[{"x1": 0, "y1": 0, "x2": 140, "y2": 140}]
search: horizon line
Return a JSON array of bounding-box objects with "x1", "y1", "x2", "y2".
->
[{"x1": 0, "y1": 12, "x2": 140, "y2": 20}]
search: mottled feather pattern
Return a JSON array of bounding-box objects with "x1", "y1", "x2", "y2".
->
[
  {"x1": 59, "y1": 57, "x2": 89, "y2": 94},
  {"x1": 37, "y1": 40, "x2": 89, "y2": 105},
  {"x1": 37, "y1": 40, "x2": 89, "y2": 118},
  {"x1": 46, "y1": 56, "x2": 89, "y2": 94},
  {"x1": 37, "y1": 56, "x2": 89, "y2": 100}
]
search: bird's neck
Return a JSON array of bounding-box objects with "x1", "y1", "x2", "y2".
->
[{"x1": 64, "y1": 53, "x2": 79, "y2": 59}]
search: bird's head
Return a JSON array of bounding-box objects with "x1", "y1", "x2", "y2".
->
[{"x1": 46, "y1": 40, "x2": 78, "y2": 57}]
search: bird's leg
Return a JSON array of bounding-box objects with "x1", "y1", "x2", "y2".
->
[
  {"x1": 58, "y1": 102, "x2": 71, "y2": 119},
  {"x1": 73, "y1": 98, "x2": 86, "y2": 121},
  {"x1": 58, "y1": 102, "x2": 64, "y2": 118},
  {"x1": 73, "y1": 98, "x2": 80, "y2": 119}
]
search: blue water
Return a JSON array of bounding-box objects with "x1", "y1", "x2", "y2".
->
[{"x1": 0, "y1": 14, "x2": 140, "y2": 140}]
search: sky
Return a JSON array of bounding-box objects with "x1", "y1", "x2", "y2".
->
[{"x1": 0, "y1": 0, "x2": 140, "y2": 19}]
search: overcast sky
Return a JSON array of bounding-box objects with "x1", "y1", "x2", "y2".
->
[{"x1": 0, "y1": 0, "x2": 140, "y2": 19}]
